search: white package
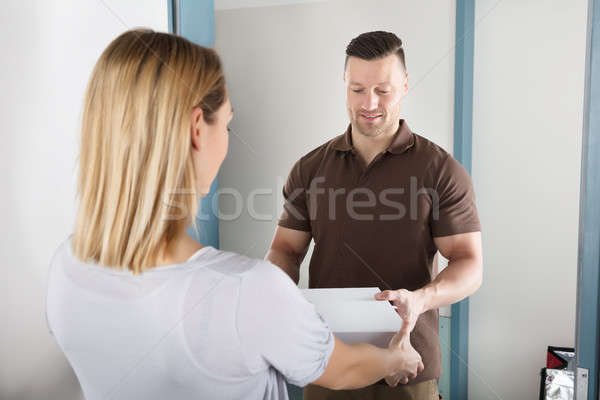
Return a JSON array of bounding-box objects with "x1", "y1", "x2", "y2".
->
[{"x1": 301, "y1": 287, "x2": 403, "y2": 348}]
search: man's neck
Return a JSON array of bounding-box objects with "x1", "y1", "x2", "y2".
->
[{"x1": 351, "y1": 121, "x2": 400, "y2": 167}]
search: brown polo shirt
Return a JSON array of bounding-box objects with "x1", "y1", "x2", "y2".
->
[{"x1": 278, "y1": 119, "x2": 481, "y2": 385}]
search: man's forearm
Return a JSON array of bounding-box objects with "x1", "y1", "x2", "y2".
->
[
  {"x1": 265, "y1": 248, "x2": 301, "y2": 284},
  {"x1": 417, "y1": 255, "x2": 482, "y2": 312}
]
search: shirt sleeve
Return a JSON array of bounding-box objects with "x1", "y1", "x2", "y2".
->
[
  {"x1": 430, "y1": 154, "x2": 481, "y2": 237},
  {"x1": 236, "y1": 261, "x2": 335, "y2": 387},
  {"x1": 277, "y1": 158, "x2": 312, "y2": 232}
]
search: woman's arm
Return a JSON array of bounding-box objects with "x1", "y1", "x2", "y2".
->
[
  {"x1": 312, "y1": 328, "x2": 423, "y2": 390},
  {"x1": 236, "y1": 261, "x2": 423, "y2": 390}
]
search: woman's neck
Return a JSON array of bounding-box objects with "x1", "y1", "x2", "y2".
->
[{"x1": 152, "y1": 231, "x2": 204, "y2": 267}]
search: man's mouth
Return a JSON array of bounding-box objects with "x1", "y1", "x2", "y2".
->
[{"x1": 360, "y1": 113, "x2": 383, "y2": 121}]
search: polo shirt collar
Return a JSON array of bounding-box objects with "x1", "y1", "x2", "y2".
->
[{"x1": 332, "y1": 119, "x2": 415, "y2": 155}]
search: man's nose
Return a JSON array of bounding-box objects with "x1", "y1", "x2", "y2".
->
[{"x1": 362, "y1": 93, "x2": 379, "y2": 111}]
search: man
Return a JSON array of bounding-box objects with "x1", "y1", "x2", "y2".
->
[{"x1": 266, "y1": 31, "x2": 483, "y2": 400}]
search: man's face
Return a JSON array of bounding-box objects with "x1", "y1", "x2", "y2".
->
[{"x1": 344, "y1": 54, "x2": 408, "y2": 138}]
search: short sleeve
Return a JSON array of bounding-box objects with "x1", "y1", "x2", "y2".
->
[
  {"x1": 430, "y1": 154, "x2": 481, "y2": 237},
  {"x1": 236, "y1": 262, "x2": 334, "y2": 387},
  {"x1": 278, "y1": 158, "x2": 312, "y2": 232}
]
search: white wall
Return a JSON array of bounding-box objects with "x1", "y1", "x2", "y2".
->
[
  {"x1": 470, "y1": 1, "x2": 587, "y2": 399},
  {"x1": 0, "y1": 2, "x2": 167, "y2": 398},
  {"x1": 215, "y1": 0, "x2": 457, "y2": 289}
]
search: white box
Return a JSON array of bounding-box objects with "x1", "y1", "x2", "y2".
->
[{"x1": 301, "y1": 287, "x2": 403, "y2": 348}]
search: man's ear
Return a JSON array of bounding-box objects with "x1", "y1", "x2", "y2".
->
[
  {"x1": 190, "y1": 107, "x2": 203, "y2": 151},
  {"x1": 403, "y1": 73, "x2": 409, "y2": 94}
]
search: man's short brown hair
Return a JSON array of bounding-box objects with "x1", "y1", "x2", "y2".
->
[{"x1": 345, "y1": 31, "x2": 406, "y2": 72}]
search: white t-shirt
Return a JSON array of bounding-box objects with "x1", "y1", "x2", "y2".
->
[{"x1": 46, "y1": 236, "x2": 334, "y2": 400}]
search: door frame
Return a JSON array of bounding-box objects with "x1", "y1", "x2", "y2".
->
[{"x1": 575, "y1": 0, "x2": 600, "y2": 398}]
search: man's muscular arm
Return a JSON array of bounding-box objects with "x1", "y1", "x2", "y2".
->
[
  {"x1": 265, "y1": 226, "x2": 312, "y2": 284},
  {"x1": 375, "y1": 231, "x2": 482, "y2": 331},
  {"x1": 419, "y1": 231, "x2": 483, "y2": 309}
]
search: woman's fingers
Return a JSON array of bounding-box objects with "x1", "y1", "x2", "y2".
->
[
  {"x1": 398, "y1": 320, "x2": 411, "y2": 340},
  {"x1": 385, "y1": 374, "x2": 401, "y2": 387}
]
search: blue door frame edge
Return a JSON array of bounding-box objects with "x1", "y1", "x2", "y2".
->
[
  {"x1": 451, "y1": 1, "x2": 475, "y2": 399},
  {"x1": 575, "y1": 0, "x2": 600, "y2": 398}
]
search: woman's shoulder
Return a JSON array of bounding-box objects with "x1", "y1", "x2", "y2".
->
[
  {"x1": 193, "y1": 247, "x2": 295, "y2": 288},
  {"x1": 197, "y1": 248, "x2": 265, "y2": 276},
  {"x1": 186, "y1": 250, "x2": 299, "y2": 310},
  {"x1": 199, "y1": 249, "x2": 291, "y2": 286}
]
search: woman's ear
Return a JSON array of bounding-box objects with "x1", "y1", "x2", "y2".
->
[{"x1": 190, "y1": 107, "x2": 204, "y2": 151}]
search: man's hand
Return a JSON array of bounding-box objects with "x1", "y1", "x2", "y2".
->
[
  {"x1": 385, "y1": 322, "x2": 424, "y2": 386},
  {"x1": 374, "y1": 289, "x2": 426, "y2": 333}
]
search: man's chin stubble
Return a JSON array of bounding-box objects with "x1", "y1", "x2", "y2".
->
[{"x1": 355, "y1": 123, "x2": 387, "y2": 138}]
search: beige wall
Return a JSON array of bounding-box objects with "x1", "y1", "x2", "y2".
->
[{"x1": 470, "y1": 0, "x2": 587, "y2": 399}]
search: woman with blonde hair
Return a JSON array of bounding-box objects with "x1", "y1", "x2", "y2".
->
[{"x1": 46, "y1": 29, "x2": 423, "y2": 400}]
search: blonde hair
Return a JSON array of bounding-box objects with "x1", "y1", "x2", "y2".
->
[{"x1": 73, "y1": 29, "x2": 226, "y2": 273}]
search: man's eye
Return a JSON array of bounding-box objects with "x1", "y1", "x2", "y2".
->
[
  {"x1": 378, "y1": 91, "x2": 390, "y2": 94},
  {"x1": 352, "y1": 89, "x2": 363, "y2": 93}
]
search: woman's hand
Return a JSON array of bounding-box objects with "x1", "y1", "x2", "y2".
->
[{"x1": 385, "y1": 323, "x2": 424, "y2": 387}]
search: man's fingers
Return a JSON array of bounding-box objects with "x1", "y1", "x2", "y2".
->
[
  {"x1": 374, "y1": 290, "x2": 396, "y2": 301},
  {"x1": 400, "y1": 376, "x2": 409, "y2": 385}
]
